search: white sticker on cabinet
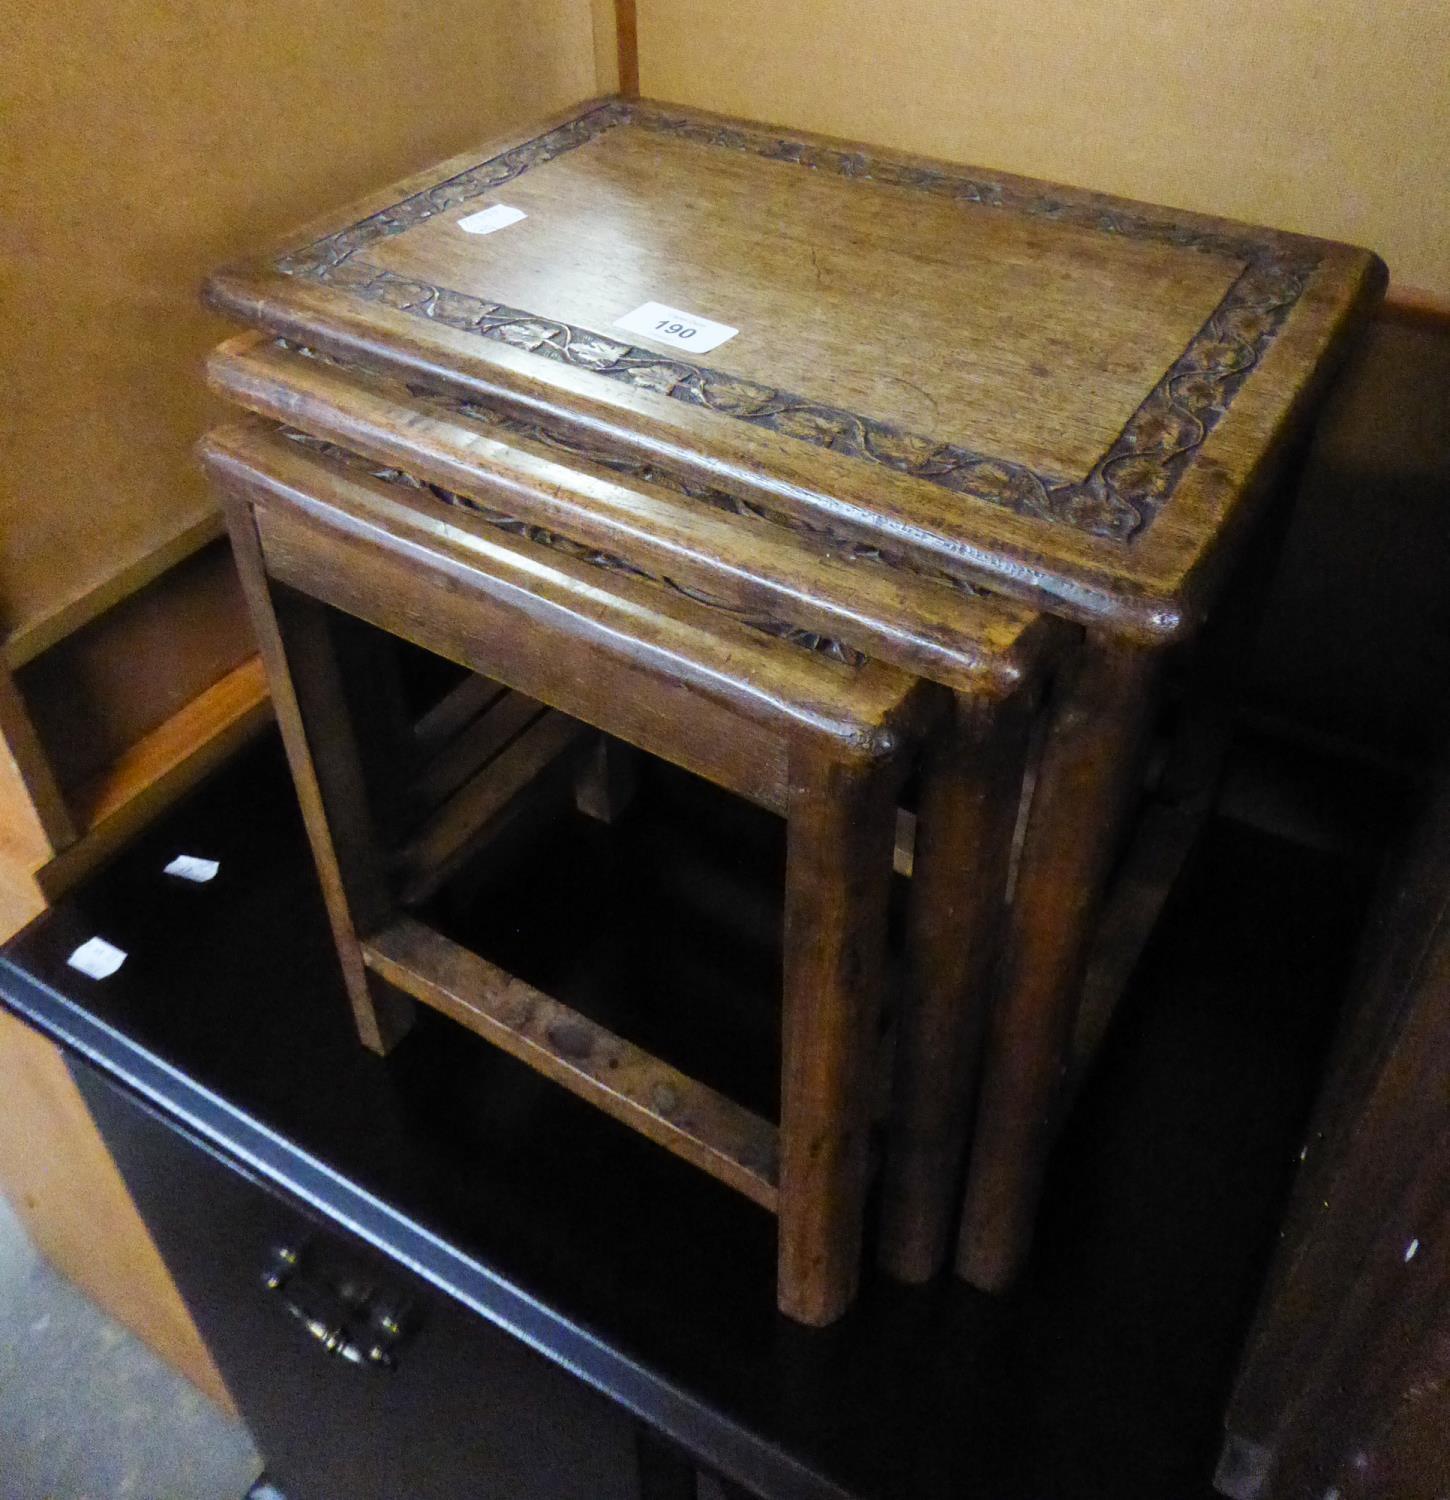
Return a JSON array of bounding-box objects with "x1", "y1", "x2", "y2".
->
[{"x1": 67, "y1": 937, "x2": 127, "y2": 979}]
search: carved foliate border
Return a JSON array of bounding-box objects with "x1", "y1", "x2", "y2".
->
[
  {"x1": 277, "y1": 426, "x2": 869, "y2": 666},
  {"x1": 276, "y1": 102, "x2": 1319, "y2": 544},
  {"x1": 400, "y1": 380, "x2": 997, "y2": 600},
  {"x1": 277, "y1": 338, "x2": 997, "y2": 600}
]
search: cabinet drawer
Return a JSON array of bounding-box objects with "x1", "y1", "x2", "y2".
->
[{"x1": 72, "y1": 1061, "x2": 640, "y2": 1500}]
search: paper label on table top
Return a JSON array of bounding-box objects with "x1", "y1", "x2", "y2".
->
[
  {"x1": 613, "y1": 301, "x2": 739, "y2": 354},
  {"x1": 67, "y1": 937, "x2": 127, "y2": 980},
  {"x1": 457, "y1": 204, "x2": 527, "y2": 235},
  {"x1": 164, "y1": 854, "x2": 220, "y2": 883}
]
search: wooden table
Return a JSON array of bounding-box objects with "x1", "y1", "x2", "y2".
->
[
  {"x1": 205, "y1": 409, "x2": 973, "y2": 1325},
  {"x1": 205, "y1": 96, "x2": 1385, "y2": 1289},
  {"x1": 206, "y1": 331, "x2": 1062, "y2": 1294}
]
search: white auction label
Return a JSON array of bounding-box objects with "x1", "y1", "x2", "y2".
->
[
  {"x1": 164, "y1": 854, "x2": 220, "y2": 883},
  {"x1": 67, "y1": 936, "x2": 127, "y2": 980},
  {"x1": 613, "y1": 301, "x2": 738, "y2": 354},
  {"x1": 457, "y1": 204, "x2": 527, "y2": 236}
]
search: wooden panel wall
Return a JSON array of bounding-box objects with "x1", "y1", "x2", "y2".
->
[
  {"x1": 633, "y1": 0, "x2": 1449, "y2": 296},
  {"x1": 0, "y1": 0, "x2": 602, "y2": 1416},
  {"x1": 0, "y1": 0, "x2": 599, "y2": 652},
  {"x1": 16, "y1": 542, "x2": 252, "y2": 794}
]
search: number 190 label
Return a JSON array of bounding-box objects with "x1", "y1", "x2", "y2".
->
[{"x1": 614, "y1": 301, "x2": 738, "y2": 354}]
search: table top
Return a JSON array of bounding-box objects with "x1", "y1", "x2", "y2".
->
[
  {"x1": 208, "y1": 98, "x2": 1384, "y2": 641},
  {"x1": 0, "y1": 735, "x2": 1374, "y2": 1499}
]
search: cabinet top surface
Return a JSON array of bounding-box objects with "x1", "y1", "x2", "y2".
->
[
  {"x1": 0, "y1": 740, "x2": 1376, "y2": 1500},
  {"x1": 208, "y1": 98, "x2": 1384, "y2": 637}
]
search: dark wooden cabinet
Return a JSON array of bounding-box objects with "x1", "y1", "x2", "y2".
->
[
  {"x1": 74, "y1": 1062, "x2": 640, "y2": 1500},
  {"x1": 0, "y1": 737, "x2": 1395, "y2": 1500}
]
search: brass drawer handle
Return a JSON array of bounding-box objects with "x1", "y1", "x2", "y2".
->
[{"x1": 263, "y1": 1244, "x2": 408, "y2": 1372}]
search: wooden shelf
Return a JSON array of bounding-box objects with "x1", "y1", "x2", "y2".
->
[
  {"x1": 2, "y1": 511, "x2": 223, "y2": 673},
  {"x1": 35, "y1": 656, "x2": 271, "y2": 900}
]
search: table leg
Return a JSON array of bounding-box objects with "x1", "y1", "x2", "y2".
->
[
  {"x1": 878, "y1": 689, "x2": 1033, "y2": 1283},
  {"x1": 779, "y1": 748, "x2": 899, "y2": 1326},
  {"x1": 575, "y1": 735, "x2": 640, "y2": 824},
  {"x1": 955, "y1": 634, "x2": 1160, "y2": 1291},
  {"x1": 223, "y1": 497, "x2": 413, "y2": 1056}
]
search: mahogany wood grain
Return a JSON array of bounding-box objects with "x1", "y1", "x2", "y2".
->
[
  {"x1": 878, "y1": 688, "x2": 1034, "y2": 1282},
  {"x1": 206, "y1": 334, "x2": 1052, "y2": 701},
  {"x1": 365, "y1": 916, "x2": 779, "y2": 1210},
  {"x1": 779, "y1": 748, "x2": 901, "y2": 1325},
  {"x1": 204, "y1": 98, "x2": 1384, "y2": 641},
  {"x1": 956, "y1": 635, "x2": 1162, "y2": 1290},
  {"x1": 223, "y1": 498, "x2": 412, "y2": 1055}
]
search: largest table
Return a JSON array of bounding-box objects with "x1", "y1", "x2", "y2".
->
[{"x1": 206, "y1": 96, "x2": 1385, "y2": 1287}]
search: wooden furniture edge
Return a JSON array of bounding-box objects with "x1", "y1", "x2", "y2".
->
[
  {"x1": 201, "y1": 96, "x2": 623, "y2": 280},
  {"x1": 3, "y1": 509, "x2": 223, "y2": 672},
  {"x1": 0, "y1": 663, "x2": 76, "y2": 858},
  {"x1": 0, "y1": 676, "x2": 258, "y2": 1420},
  {"x1": 200, "y1": 422, "x2": 931, "y2": 764},
  {"x1": 198, "y1": 99, "x2": 1387, "y2": 646},
  {"x1": 1066, "y1": 790, "x2": 1212, "y2": 1097},
  {"x1": 33, "y1": 656, "x2": 273, "y2": 900},
  {"x1": 364, "y1": 915, "x2": 780, "y2": 1210},
  {"x1": 205, "y1": 332, "x2": 1054, "y2": 700},
  {"x1": 396, "y1": 709, "x2": 589, "y2": 905}
]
